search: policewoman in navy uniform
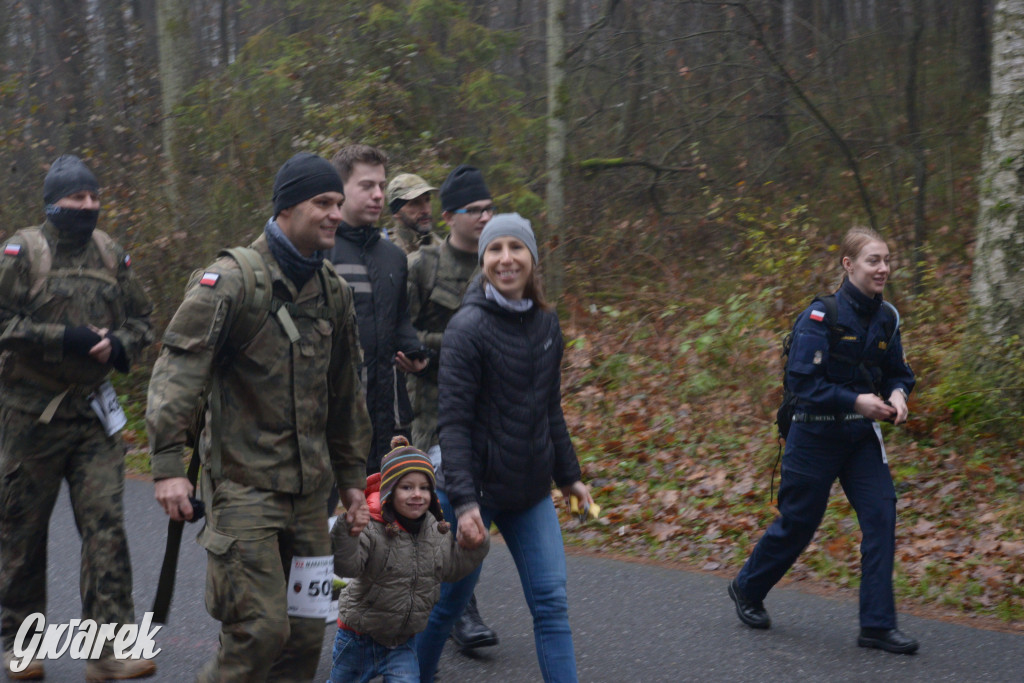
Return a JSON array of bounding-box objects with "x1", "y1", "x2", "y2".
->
[{"x1": 728, "y1": 226, "x2": 918, "y2": 654}]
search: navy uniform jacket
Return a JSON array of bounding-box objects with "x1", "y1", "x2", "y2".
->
[{"x1": 787, "y1": 279, "x2": 915, "y2": 434}]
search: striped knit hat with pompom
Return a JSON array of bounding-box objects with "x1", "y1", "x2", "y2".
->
[{"x1": 380, "y1": 436, "x2": 449, "y2": 534}]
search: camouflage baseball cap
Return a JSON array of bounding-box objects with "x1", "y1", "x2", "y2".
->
[{"x1": 387, "y1": 173, "x2": 436, "y2": 209}]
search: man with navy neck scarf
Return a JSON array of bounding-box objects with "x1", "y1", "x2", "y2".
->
[
  {"x1": 148, "y1": 153, "x2": 372, "y2": 681},
  {"x1": 0, "y1": 154, "x2": 155, "y2": 679},
  {"x1": 329, "y1": 145, "x2": 428, "y2": 476}
]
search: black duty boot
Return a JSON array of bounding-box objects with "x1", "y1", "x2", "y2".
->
[
  {"x1": 728, "y1": 579, "x2": 771, "y2": 630},
  {"x1": 857, "y1": 628, "x2": 919, "y2": 654},
  {"x1": 451, "y1": 593, "x2": 499, "y2": 650}
]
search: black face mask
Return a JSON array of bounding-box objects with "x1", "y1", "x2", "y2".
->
[{"x1": 45, "y1": 205, "x2": 100, "y2": 245}]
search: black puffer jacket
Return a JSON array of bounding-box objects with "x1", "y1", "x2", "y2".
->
[
  {"x1": 330, "y1": 223, "x2": 425, "y2": 471},
  {"x1": 438, "y1": 278, "x2": 581, "y2": 511}
]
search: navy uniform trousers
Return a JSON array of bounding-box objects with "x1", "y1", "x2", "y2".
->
[{"x1": 735, "y1": 419, "x2": 897, "y2": 629}]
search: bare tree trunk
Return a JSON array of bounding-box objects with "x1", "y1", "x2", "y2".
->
[
  {"x1": 545, "y1": 0, "x2": 567, "y2": 301},
  {"x1": 156, "y1": 0, "x2": 191, "y2": 231},
  {"x1": 905, "y1": 0, "x2": 928, "y2": 293},
  {"x1": 48, "y1": 0, "x2": 91, "y2": 151},
  {"x1": 971, "y1": 0, "x2": 1024, "y2": 340},
  {"x1": 616, "y1": 1, "x2": 644, "y2": 156}
]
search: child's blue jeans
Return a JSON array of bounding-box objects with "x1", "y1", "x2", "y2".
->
[{"x1": 330, "y1": 628, "x2": 418, "y2": 683}]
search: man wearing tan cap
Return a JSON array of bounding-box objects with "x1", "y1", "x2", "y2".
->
[{"x1": 386, "y1": 172, "x2": 440, "y2": 254}]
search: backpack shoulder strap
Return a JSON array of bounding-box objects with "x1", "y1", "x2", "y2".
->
[
  {"x1": 317, "y1": 259, "x2": 345, "y2": 322},
  {"x1": 204, "y1": 246, "x2": 271, "y2": 482},
  {"x1": 816, "y1": 293, "x2": 838, "y2": 327},
  {"x1": 417, "y1": 243, "x2": 441, "y2": 295},
  {"x1": 219, "y1": 246, "x2": 273, "y2": 350},
  {"x1": 89, "y1": 230, "x2": 118, "y2": 273},
  {"x1": 810, "y1": 294, "x2": 842, "y2": 346},
  {"x1": 19, "y1": 227, "x2": 52, "y2": 300}
]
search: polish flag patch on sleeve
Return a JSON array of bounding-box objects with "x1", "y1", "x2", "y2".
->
[
  {"x1": 123, "y1": 253, "x2": 132, "y2": 268},
  {"x1": 809, "y1": 309, "x2": 826, "y2": 322},
  {"x1": 199, "y1": 272, "x2": 220, "y2": 287},
  {"x1": 3, "y1": 244, "x2": 21, "y2": 256}
]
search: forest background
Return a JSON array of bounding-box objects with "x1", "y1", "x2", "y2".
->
[{"x1": 0, "y1": 0, "x2": 1020, "y2": 629}]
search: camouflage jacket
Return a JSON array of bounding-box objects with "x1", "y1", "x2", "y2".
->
[
  {"x1": 147, "y1": 235, "x2": 371, "y2": 494},
  {"x1": 0, "y1": 221, "x2": 153, "y2": 418},
  {"x1": 387, "y1": 221, "x2": 442, "y2": 255},
  {"x1": 405, "y1": 238, "x2": 479, "y2": 450}
]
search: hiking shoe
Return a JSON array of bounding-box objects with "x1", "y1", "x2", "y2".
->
[
  {"x1": 857, "y1": 628, "x2": 919, "y2": 654},
  {"x1": 451, "y1": 594, "x2": 498, "y2": 650},
  {"x1": 3, "y1": 650, "x2": 43, "y2": 680},
  {"x1": 728, "y1": 579, "x2": 771, "y2": 630},
  {"x1": 85, "y1": 655, "x2": 156, "y2": 681}
]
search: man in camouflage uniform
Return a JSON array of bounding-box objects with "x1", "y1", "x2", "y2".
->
[
  {"x1": 0, "y1": 154, "x2": 155, "y2": 680},
  {"x1": 407, "y1": 164, "x2": 499, "y2": 652},
  {"x1": 148, "y1": 152, "x2": 372, "y2": 682},
  {"x1": 385, "y1": 172, "x2": 439, "y2": 254}
]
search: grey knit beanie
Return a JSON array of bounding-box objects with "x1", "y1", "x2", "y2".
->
[
  {"x1": 477, "y1": 213, "x2": 538, "y2": 265},
  {"x1": 44, "y1": 155, "x2": 99, "y2": 205}
]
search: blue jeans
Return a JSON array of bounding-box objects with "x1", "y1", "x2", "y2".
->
[
  {"x1": 415, "y1": 492, "x2": 577, "y2": 683},
  {"x1": 330, "y1": 628, "x2": 418, "y2": 683}
]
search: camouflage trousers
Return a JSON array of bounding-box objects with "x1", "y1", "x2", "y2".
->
[
  {"x1": 196, "y1": 474, "x2": 332, "y2": 683},
  {"x1": 0, "y1": 406, "x2": 135, "y2": 651}
]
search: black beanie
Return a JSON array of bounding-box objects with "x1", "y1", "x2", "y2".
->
[
  {"x1": 43, "y1": 155, "x2": 99, "y2": 206},
  {"x1": 272, "y1": 153, "x2": 345, "y2": 217},
  {"x1": 440, "y1": 164, "x2": 490, "y2": 212}
]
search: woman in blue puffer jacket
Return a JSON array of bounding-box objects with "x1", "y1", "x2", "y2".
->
[
  {"x1": 728, "y1": 226, "x2": 918, "y2": 655},
  {"x1": 415, "y1": 213, "x2": 593, "y2": 683}
]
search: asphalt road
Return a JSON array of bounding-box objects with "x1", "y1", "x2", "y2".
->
[{"x1": 29, "y1": 478, "x2": 1024, "y2": 681}]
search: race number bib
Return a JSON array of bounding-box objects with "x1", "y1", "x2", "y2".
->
[
  {"x1": 89, "y1": 381, "x2": 127, "y2": 436},
  {"x1": 286, "y1": 555, "x2": 334, "y2": 619}
]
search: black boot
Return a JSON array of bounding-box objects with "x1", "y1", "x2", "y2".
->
[{"x1": 451, "y1": 593, "x2": 498, "y2": 650}]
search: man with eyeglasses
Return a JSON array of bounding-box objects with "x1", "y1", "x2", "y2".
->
[{"x1": 407, "y1": 165, "x2": 499, "y2": 654}]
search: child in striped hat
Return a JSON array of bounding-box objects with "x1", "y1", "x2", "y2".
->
[{"x1": 330, "y1": 437, "x2": 489, "y2": 683}]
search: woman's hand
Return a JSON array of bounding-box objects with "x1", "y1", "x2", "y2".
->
[
  {"x1": 456, "y1": 508, "x2": 487, "y2": 550},
  {"x1": 560, "y1": 481, "x2": 593, "y2": 513},
  {"x1": 854, "y1": 393, "x2": 897, "y2": 422},
  {"x1": 887, "y1": 389, "x2": 909, "y2": 425}
]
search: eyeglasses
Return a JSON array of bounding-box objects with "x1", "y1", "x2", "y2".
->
[{"x1": 454, "y1": 205, "x2": 497, "y2": 217}]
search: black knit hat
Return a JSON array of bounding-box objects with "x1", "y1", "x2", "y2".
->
[
  {"x1": 439, "y1": 164, "x2": 490, "y2": 212},
  {"x1": 272, "y1": 153, "x2": 345, "y2": 217},
  {"x1": 43, "y1": 155, "x2": 99, "y2": 206}
]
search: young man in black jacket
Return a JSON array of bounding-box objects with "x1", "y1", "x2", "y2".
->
[{"x1": 329, "y1": 145, "x2": 428, "y2": 475}]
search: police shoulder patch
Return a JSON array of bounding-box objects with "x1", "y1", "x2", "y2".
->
[
  {"x1": 3, "y1": 244, "x2": 21, "y2": 257},
  {"x1": 809, "y1": 309, "x2": 826, "y2": 322},
  {"x1": 123, "y1": 253, "x2": 132, "y2": 268},
  {"x1": 199, "y1": 272, "x2": 220, "y2": 287}
]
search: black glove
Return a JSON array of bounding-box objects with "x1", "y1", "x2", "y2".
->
[
  {"x1": 105, "y1": 333, "x2": 129, "y2": 373},
  {"x1": 63, "y1": 326, "x2": 102, "y2": 357}
]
